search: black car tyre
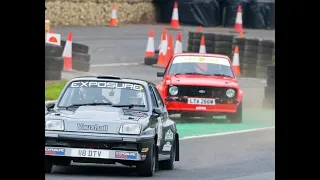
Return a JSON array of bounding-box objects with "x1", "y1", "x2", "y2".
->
[
  {"x1": 159, "y1": 140, "x2": 176, "y2": 170},
  {"x1": 45, "y1": 157, "x2": 53, "y2": 173},
  {"x1": 227, "y1": 102, "x2": 242, "y2": 123},
  {"x1": 136, "y1": 142, "x2": 156, "y2": 177}
]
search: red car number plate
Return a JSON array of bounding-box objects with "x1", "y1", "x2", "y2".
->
[{"x1": 188, "y1": 98, "x2": 215, "y2": 105}]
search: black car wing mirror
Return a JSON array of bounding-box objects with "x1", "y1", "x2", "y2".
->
[
  {"x1": 157, "y1": 72, "x2": 164, "y2": 77},
  {"x1": 152, "y1": 107, "x2": 162, "y2": 118},
  {"x1": 46, "y1": 102, "x2": 55, "y2": 110}
]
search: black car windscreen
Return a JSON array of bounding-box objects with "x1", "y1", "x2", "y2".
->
[{"x1": 58, "y1": 81, "x2": 149, "y2": 111}]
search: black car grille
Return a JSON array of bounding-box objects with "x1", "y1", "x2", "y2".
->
[{"x1": 169, "y1": 85, "x2": 236, "y2": 99}]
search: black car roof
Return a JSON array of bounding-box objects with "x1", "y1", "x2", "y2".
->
[{"x1": 71, "y1": 75, "x2": 153, "y2": 86}]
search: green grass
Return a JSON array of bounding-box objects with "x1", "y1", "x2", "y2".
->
[{"x1": 45, "y1": 80, "x2": 68, "y2": 101}]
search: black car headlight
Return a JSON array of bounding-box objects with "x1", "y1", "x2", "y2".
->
[{"x1": 119, "y1": 124, "x2": 141, "y2": 135}]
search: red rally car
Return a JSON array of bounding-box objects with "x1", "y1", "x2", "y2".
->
[{"x1": 156, "y1": 53, "x2": 243, "y2": 123}]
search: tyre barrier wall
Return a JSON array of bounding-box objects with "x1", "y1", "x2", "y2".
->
[
  {"x1": 187, "y1": 32, "x2": 275, "y2": 78},
  {"x1": 45, "y1": 42, "x2": 91, "y2": 81},
  {"x1": 154, "y1": 0, "x2": 275, "y2": 29},
  {"x1": 262, "y1": 64, "x2": 275, "y2": 109},
  {"x1": 45, "y1": 43, "x2": 64, "y2": 80}
]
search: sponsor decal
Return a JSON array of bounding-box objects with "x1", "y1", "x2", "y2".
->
[
  {"x1": 162, "y1": 142, "x2": 172, "y2": 151},
  {"x1": 45, "y1": 148, "x2": 65, "y2": 155},
  {"x1": 165, "y1": 129, "x2": 174, "y2": 140},
  {"x1": 77, "y1": 123, "x2": 108, "y2": 132},
  {"x1": 70, "y1": 81, "x2": 143, "y2": 91},
  {"x1": 173, "y1": 56, "x2": 231, "y2": 66},
  {"x1": 115, "y1": 151, "x2": 137, "y2": 160},
  {"x1": 141, "y1": 148, "x2": 149, "y2": 153},
  {"x1": 141, "y1": 155, "x2": 147, "y2": 160}
]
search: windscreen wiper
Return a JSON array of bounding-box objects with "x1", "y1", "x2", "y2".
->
[
  {"x1": 184, "y1": 72, "x2": 209, "y2": 76},
  {"x1": 65, "y1": 102, "x2": 112, "y2": 109},
  {"x1": 174, "y1": 73, "x2": 184, "y2": 76},
  {"x1": 213, "y1": 74, "x2": 233, "y2": 78},
  {"x1": 112, "y1": 104, "x2": 146, "y2": 109}
]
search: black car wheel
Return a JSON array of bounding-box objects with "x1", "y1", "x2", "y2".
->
[
  {"x1": 136, "y1": 142, "x2": 156, "y2": 177},
  {"x1": 227, "y1": 102, "x2": 243, "y2": 123},
  {"x1": 45, "y1": 157, "x2": 53, "y2": 173},
  {"x1": 159, "y1": 140, "x2": 176, "y2": 170}
]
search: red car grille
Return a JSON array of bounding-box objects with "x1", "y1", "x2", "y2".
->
[{"x1": 169, "y1": 86, "x2": 237, "y2": 99}]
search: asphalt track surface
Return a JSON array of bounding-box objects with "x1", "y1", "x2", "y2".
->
[
  {"x1": 46, "y1": 128, "x2": 274, "y2": 180},
  {"x1": 47, "y1": 25, "x2": 275, "y2": 179}
]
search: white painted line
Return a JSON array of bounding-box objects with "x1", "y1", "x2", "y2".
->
[
  {"x1": 180, "y1": 126, "x2": 275, "y2": 140},
  {"x1": 90, "y1": 62, "x2": 142, "y2": 67}
]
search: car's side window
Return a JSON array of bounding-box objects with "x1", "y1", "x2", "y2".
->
[
  {"x1": 149, "y1": 85, "x2": 158, "y2": 107},
  {"x1": 151, "y1": 85, "x2": 164, "y2": 109}
]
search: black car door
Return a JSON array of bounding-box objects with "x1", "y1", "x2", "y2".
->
[
  {"x1": 150, "y1": 84, "x2": 174, "y2": 156},
  {"x1": 148, "y1": 85, "x2": 164, "y2": 148},
  {"x1": 150, "y1": 84, "x2": 169, "y2": 121}
]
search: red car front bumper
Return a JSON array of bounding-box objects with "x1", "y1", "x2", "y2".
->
[{"x1": 164, "y1": 96, "x2": 240, "y2": 115}]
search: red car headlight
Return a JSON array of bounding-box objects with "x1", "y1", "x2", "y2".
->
[
  {"x1": 168, "y1": 86, "x2": 178, "y2": 96},
  {"x1": 226, "y1": 89, "x2": 236, "y2": 98}
]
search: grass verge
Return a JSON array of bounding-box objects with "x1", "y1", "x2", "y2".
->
[{"x1": 45, "y1": 80, "x2": 68, "y2": 101}]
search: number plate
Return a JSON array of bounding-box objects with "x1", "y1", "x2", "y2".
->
[
  {"x1": 188, "y1": 98, "x2": 215, "y2": 105},
  {"x1": 70, "y1": 148, "x2": 109, "y2": 159}
]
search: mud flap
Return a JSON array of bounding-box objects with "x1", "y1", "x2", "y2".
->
[{"x1": 175, "y1": 133, "x2": 179, "y2": 161}]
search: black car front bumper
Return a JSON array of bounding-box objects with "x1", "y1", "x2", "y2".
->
[{"x1": 45, "y1": 131, "x2": 154, "y2": 162}]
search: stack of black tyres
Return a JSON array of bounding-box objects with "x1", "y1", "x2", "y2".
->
[
  {"x1": 186, "y1": 32, "x2": 214, "y2": 53},
  {"x1": 263, "y1": 65, "x2": 275, "y2": 109},
  {"x1": 45, "y1": 43, "x2": 64, "y2": 80},
  {"x1": 187, "y1": 32, "x2": 234, "y2": 55},
  {"x1": 256, "y1": 40, "x2": 275, "y2": 78},
  {"x1": 187, "y1": 31, "x2": 194, "y2": 52},
  {"x1": 242, "y1": 38, "x2": 259, "y2": 77},
  {"x1": 213, "y1": 34, "x2": 234, "y2": 59},
  {"x1": 232, "y1": 37, "x2": 245, "y2": 73},
  {"x1": 60, "y1": 40, "x2": 90, "y2": 72}
]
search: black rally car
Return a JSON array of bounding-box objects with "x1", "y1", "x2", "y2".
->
[{"x1": 45, "y1": 75, "x2": 179, "y2": 177}]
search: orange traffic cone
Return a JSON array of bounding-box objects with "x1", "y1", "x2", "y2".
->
[
  {"x1": 145, "y1": 28, "x2": 155, "y2": 57},
  {"x1": 169, "y1": 1, "x2": 180, "y2": 29},
  {"x1": 108, "y1": 2, "x2": 118, "y2": 27},
  {"x1": 174, "y1": 31, "x2": 182, "y2": 54},
  {"x1": 198, "y1": 26, "x2": 203, "y2": 32},
  {"x1": 157, "y1": 28, "x2": 167, "y2": 54},
  {"x1": 234, "y1": 6, "x2": 243, "y2": 33},
  {"x1": 239, "y1": 30, "x2": 243, "y2": 38},
  {"x1": 232, "y1": 45, "x2": 241, "y2": 76},
  {"x1": 166, "y1": 33, "x2": 174, "y2": 64},
  {"x1": 199, "y1": 35, "x2": 206, "y2": 53},
  {"x1": 62, "y1": 32, "x2": 73, "y2": 71},
  {"x1": 157, "y1": 32, "x2": 168, "y2": 67}
]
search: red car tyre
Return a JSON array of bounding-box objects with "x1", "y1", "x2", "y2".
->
[{"x1": 226, "y1": 102, "x2": 242, "y2": 123}]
